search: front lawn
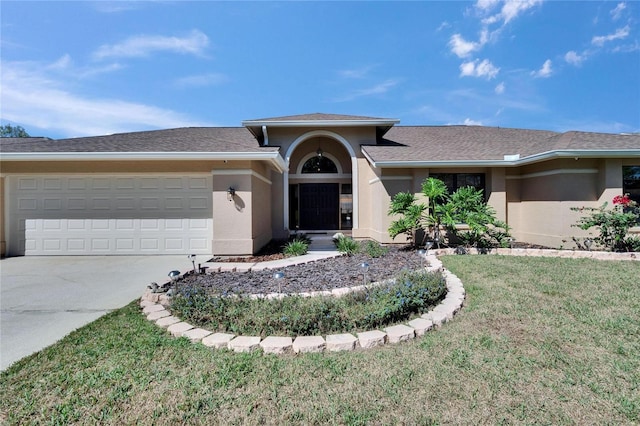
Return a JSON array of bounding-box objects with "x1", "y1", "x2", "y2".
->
[{"x1": 1, "y1": 256, "x2": 638, "y2": 424}]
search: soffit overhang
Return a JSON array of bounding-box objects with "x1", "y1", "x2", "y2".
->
[{"x1": 362, "y1": 148, "x2": 640, "y2": 169}]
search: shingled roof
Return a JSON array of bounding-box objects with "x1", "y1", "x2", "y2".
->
[
  {"x1": 362, "y1": 126, "x2": 640, "y2": 165},
  {"x1": 244, "y1": 113, "x2": 393, "y2": 122},
  {"x1": 0, "y1": 127, "x2": 274, "y2": 153},
  {"x1": 2, "y1": 120, "x2": 639, "y2": 167}
]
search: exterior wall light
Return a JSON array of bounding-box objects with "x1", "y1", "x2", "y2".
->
[
  {"x1": 227, "y1": 187, "x2": 236, "y2": 201},
  {"x1": 168, "y1": 270, "x2": 181, "y2": 294},
  {"x1": 360, "y1": 262, "x2": 370, "y2": 287},
  {"x1": 417, "y1": 249, "x2": 426, "y2": 269},
  {"x1": 273, "y1": 271, "x2": 285, "y2": 293},
  {"x1": 425, "y1": 241, "x2": 434, "y2": 256}
]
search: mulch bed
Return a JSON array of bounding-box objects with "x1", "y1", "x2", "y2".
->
[{"x1": 185, "y1": 246, "x2": 426, "y2": 295}]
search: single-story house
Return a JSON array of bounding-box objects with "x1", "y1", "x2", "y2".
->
[{"x1": 1, "y1": 113, "x2": 639, "y2": 257}]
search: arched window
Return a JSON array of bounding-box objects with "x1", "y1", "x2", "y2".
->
[{"x1": 301, "y1": 156, "x2": 338, "y2": 174}]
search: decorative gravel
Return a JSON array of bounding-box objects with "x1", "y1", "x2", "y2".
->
[{"x1": 179, "y1": 248, "x2": 427, "y2": 295}]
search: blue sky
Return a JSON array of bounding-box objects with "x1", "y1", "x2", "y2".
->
[{"x1": 1, "y1": 1, "x2": 639, "y2": 139}]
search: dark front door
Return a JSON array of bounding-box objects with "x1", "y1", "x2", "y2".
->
[{"x1": 299, "y1": 183, "x2": 339, "y2": 230}]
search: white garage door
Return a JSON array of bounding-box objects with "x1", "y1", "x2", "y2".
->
[{"x1": 7, "y1": 175, "x2": 213, "y2": 256}]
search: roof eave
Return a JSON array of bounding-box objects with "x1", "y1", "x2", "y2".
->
[
  {"x1": 363, "y1": 149, "x2": 640, "y2": 168},
  {"x1": 1, "y1": 151, "x2": 288, "y2": 173}
]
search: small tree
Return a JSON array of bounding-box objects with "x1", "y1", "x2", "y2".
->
[
  {"x1": 421, "y1": 177, "x2": 449, "y2": 245},
  {"x1": 388, "y1": 177, "x2": 510, "y2": 250},
  {"x1": 441, "y1": 186, "x2": 511, "y2": 249},
  {"x1": 388, "y1": 191, "x2": 426, "y2": 246},
  {"x1": 0, "y1": 124, "x2": 30, "y2": 138}
]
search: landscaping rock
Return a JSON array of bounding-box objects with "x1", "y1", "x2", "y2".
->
[
  {"x1": 202, "y1": 332, "x2": 235, "y2": 349},
  {"x1": 292, "y1": 336, "x2": 326, "y2": 353},
  {"x1": 357, "y1": 330, "x2": 387, "y2": 348},
  {"x1": 260, "y1": 336, "x2": 293, "y2": 354},
  {"x1": 147, "y1": 309, "x2": 171, "y2": 321},
  {"x1": 423, "y1": 310, "x2": 448, "y2": 327},
  {"x1": 155, "y1": 316, "x2": 181, "y2": 328},
  {"x1": 326, "y1": 333, "x2": 358, "y2": 351},
  {"x1": 384, "y1": 324, "x2": 415, "y2": 343},
  {"x1": 167, "y1": 322, "x2": 194, "y2": 337},
  {"x1": 142, "y1": 304, "x2": 165, "y2": 314},
  {"x1": 228, "y1": 336, "x2": 261, "y2": 353},
  {"x1": 408, "y1": 318, "x2": 433, "y2": 336},
  {"x1": 182, "y1": 328, "x2": 212, "y2": 343}
]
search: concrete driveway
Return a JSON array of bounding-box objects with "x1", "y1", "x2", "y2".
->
[{"x1": 1, "y1": 255, "x2": 190, "y2": 371}]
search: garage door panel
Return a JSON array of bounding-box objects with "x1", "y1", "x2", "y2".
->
[
  {"x1": 18, "y1": 198, "x2": 38, "y2": 210},
  {"x1": 10, "y1": 175, "x2": 213, "y2": 256},
  {"x1": 43, "y1": 198, "x2": 62, "y2": 210},
  {"x1": 43, "y1": 178, "x2": 62, "y2": 190}
]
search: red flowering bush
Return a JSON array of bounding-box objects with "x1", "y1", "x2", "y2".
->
[
  {"x1": 613, "y1": 194, "x2": 632, "y2": 206},
  {"x1": 571, "y1": 194, "x2": 640, "y2": 252}
]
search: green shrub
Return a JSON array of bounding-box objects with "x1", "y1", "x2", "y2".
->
[
  {"x1": 335, "y1": 236, "x2": 360, "y2": 255},
  {"x1": 283, "y1": 238, "x2": 309, "y2": 257},
  {"x1": 361, "y1": 240, "x2": 389, "y2": 258},
  {"x1": 171, "y1": 270, "x2": 446, "y2": 336},
  {"x1": 571, "y1": 194, "x2": 640, "y2": 252}
]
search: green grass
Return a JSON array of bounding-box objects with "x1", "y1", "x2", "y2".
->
[{"x1": 1, "y1": 256, "x2": 639, "y2": 425}]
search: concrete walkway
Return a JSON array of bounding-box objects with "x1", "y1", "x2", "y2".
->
[{"x1": 0, "y1": 255, "x2": 188, "y2": 371}]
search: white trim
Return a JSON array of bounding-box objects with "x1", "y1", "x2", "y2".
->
[
  {"x1": 212, "y1": 169, "x2": 272, "y2": 185},
  {"x1": 3, "y1": 152, "x2": 288, "y2": 174},
  {"x1": 505, "y1": 168, "x2": 599, "y2": 180},
  {"x1": 283, "y1": 130, "x2": 359, "y2": 230},
  {"x1": 290, "y1": 174, "x2": 352, "y2": 180},
  {"x1": 242, "y1": 118, "x2": 399, "y2": 128},
  {"x1": 369, "y1": 176, "x2": 413, "y2": 184},
  {"x1": 295, "y1": 152, "x2": 344, "y2": 175},
  {"x1": 362, "y1": 148, "x2": 640, "y2": 168}
]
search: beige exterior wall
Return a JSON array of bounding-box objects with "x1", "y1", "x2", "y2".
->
[
  {"x1": 1, "y1": 159, "x2": 281, "y2": 256},
  {"x1": 2, "y1": 130, "x2": 637, "y2": 257},
  {"x1": 265, "y1": 126, "x2": 376, "y2": 237},
  {"x1": 505, "y1": 158, "x2": 635, "y2": 248}
]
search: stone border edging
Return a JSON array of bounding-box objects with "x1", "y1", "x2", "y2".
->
[
  {"x1": 140, "y1": 254, "x2": 464, "y2": 354},
  {"x1": 139, "y1": 248, "x2": 637, "y2": 355}
]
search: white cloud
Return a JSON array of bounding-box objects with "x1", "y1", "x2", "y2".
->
[
  {"x1": 613, "y1": 41, "x2": 640, "y2": 53},
  {"x1": 333, "y1": 79, "x2": 399, "y2": 102},
  {"x1": 564, "y1": 50, "x2": 585, "y2": 66},
  {"x1": 495, "y1": 82, "x2": 505, "y2": 94},
  {"x1": 449, "y1": 34, "x2": 482, "y2": 58},
  {"x1": 93, "y1": 29, "x2": 209, "y2": 60},
  {"x1": 460, "y1": 59, "x2": 500, "y2": 79},
  {"x1": 610, "y1": 2, "x2": 626, "y2": 21},
  {"x1": 592, "y1": 25, "x2": 630, "y2": 46},
  {"x1": 0, "y1": 60, "x2": 210, "y2": 137},
  {"x1": 481, "y1": 0, "x2": 543, "y2": 26},
  {"x1": 531, "y1": 59, "x2": 553, "y2": 78},
  {"x1": 475, "y1": 0, "x2": 501, "y2": 12},
  {"x1": 47, "y1": 54, "x2": 73, "y2": 70},
  {"x1": 175, "y1": 73, "x2": 228, "y2": 88},
  {"x1": 463, "y1": 118, "x2": 483, "y2": 126},
  {"x1": 501, "y1": 0, "x2": 543, "y2": 24},
  {"x1": 338, "y1": 65, "x2": 376, "y2": 79},
  {"x1": 44, "y1": 54, "x2": 125, "y2": 78},
  {"x1": 436, "y1": 21, "x2": 451, "y2": 32}
]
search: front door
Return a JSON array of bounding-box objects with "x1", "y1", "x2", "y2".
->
[{"x1": 299, "y1": 183, "x2": 339, "y2": 230}]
